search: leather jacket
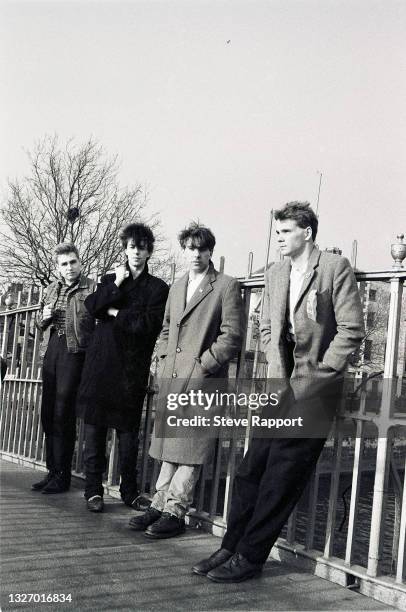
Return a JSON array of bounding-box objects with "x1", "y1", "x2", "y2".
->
[{"x1": 36, "y1": 275, "x2": 96, "y2": 357}]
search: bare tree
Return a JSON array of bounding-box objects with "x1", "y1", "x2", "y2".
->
[
  {"x1": 0, "y1": 135, "x2": 160, "y2": 286},
  {"x1": 350, "y1": 287, "x2": 390, "y2": 373}
]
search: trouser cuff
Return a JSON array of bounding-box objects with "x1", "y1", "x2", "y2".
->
[{"x1": 235, "y1": 542, "x2": 268, "y2": 565}]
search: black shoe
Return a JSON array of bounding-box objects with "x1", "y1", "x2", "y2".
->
[
  {"x1": 192, "y1": 548, "x2": 234, "y2": 576},
  {"x1": 31, "y1": 472, "x2": 53, "y2": 491},
  {"x1": 128, "y1": 507, "x2": 162, "y2": 531},
  {"x1": 129, "y1": 494, "x2": 152, "y2": 512},
  {"x1": 144, "y1": 512, "x2": 186, "y2": 539},
  {"x1": 122, "y1": 491, "x2": 140, "y2": 508},
  {"x1": 87, "y1": 495, "x2": 104, "y2": 513},
  {"x1": 41, "y1": 473, "x2": 70, "y2": 494},
  {"x1": 206, "y1": 552, "x2": 263, "y2": 583}
]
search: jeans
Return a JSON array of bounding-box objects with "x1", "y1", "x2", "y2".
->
[
  {"x1": 84, "y1": 423, "x2": 140, "y2": 503},
  {"x1": 150, "y1": 461, "x2": 201, "y2": 518}
]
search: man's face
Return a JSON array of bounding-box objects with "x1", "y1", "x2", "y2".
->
[
  {"x1": 184, "y1": 238, "x2": 212, "y2": 273},
  {"x1": 275, "y1": 219, "x2": 312, "y2": 258},
  {"x1": 125, "y1": 239, "x2": 150, "y2": 270},
  {"x1": 57, "y1": 252, "x2": 82, "y2": 284}
]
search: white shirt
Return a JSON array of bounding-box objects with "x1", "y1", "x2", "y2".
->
[
  {"x1": 287, "y1": 265, "x2": 307, "y2": 339},
  {"x1": 186, "y1": 267, "x2": 209, "y2": 303}
]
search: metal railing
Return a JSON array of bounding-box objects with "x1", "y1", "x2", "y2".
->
[{"x1": 0, "y1": 261, "x2": 405, "y2": 609}]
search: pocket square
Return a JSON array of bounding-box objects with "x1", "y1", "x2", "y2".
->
[{"x1": 307, "y1": 289, "x2": 318, "y2": 321}]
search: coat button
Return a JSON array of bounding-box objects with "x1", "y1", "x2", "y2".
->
[
  {"x1": 176, "y1": 347, "x2": 181, "y2": 353},
  {"x1": 172, "y1": 372, "x2": 177, "y2": 378}
]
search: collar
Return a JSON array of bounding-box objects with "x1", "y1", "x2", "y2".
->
[{"x1": 290, "y1": 246, "x2": 319, "y2": 275}]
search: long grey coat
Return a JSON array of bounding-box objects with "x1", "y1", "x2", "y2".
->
[
  {"x1": 149, "y1": 263, "x2": 245, "y2": 464},
  {"x1": 260, "y1": 248, "x2": 364, "y2": 402}
]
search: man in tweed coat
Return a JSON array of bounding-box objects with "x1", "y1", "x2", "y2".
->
[
  {"x1": 193, "y1": 201, "x2": 365, "y2": 582},
  {"x1": 129, "y1": 222, "x2": 245, "y2": 538}
]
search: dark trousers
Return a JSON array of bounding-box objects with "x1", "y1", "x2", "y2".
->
[
  {"x1": 41, "y1": 333, "x2": 85, "y2": 478},
  {"x1": 222, "y1": 435, "x2": 326, "y2": 564},
  {"x1": 84, "y1": 424, "x2": 140, "y2": 503}
]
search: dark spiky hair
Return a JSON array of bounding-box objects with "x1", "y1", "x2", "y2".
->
[
  {"x1": 178, "y1": 221, "x2": 216, "y2": 252},
  {"x1": 119, "y1": 223, "x2": 155, "y2": 253}
]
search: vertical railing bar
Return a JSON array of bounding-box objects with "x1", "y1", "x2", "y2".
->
[
  {"x1": 39, "y1": 429, "x2": 46, "y2": 463},
  {"x1": 150, "y1": 460, "x2": 160, "y2": 495},
  {"x1": 7, "y1": 379, "x2": 18, "y2": 453},
  {"x1": 75, "y1": 418, "x2": 85, "y2": 474},
  {"x1": 196, "y1": 462, "x2": 207, "y2": 513},
  {"x1": 286, "y1": 506, "x2": 298, "y2": 545},
  {"x1": 367, "y1": 432, "x2": 392, "y2": 577},
  {"x1": 345, "y1": 418, "x2": 365, "y2": 565},
  {"x1": 140, "y1": 388, "x2": 155, "y2": 492},
  {"x1": 305, "y1": 462, "x2": 320, "y2": 550},
  {"x1": 0, "y1": 380, "x2": 11, "y2": 449},
  {"x1": 30, "y1": 382, "x2": 41, "y2": 458},
  {"x1": 19, "y1": 309, "x2": 30, "y2": 377},
  {"x1": 23, "y1": 376, "x2": 34, "y2": 457},
  {"x1": 367, "y1": 270, "x2": 403, "y2": 578},
  {"x1": 324, "y1": 427, "x2": 343, "y2": 558},
  {"x1": 209, "y1": 438, "x2": 223, "y2": 517},
  {"x1": 396, "y1": 454, "x2": 406, "y2": 583},
  {"x1": 222, "y1": 284, "x2": 252, "y2": 521},
  {"x1": 107, "y1": 429, "x2": 119, "y2": 486},
  {"x1": 10, "y1": 312, "x2": 20, "y2": 374},
  {"x1": 17, "y1": 378, "x2": 27, "y2": 456},
  {"x1": 1, "y1": 311, "x2": 10, "y2": 361}
]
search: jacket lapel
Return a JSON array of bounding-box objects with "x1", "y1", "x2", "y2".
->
[
  {"x1": 275, "y1": 261, "x2": 291, "y2": 325},
  {"x1": 293, "y1": 248, "x2": 321, "y2": 312},
  {"x1": 180, "y1": 264, "x2": 216, "y2": 322}
]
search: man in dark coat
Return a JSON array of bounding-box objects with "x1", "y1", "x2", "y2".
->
[
  {"x1": 192, "y1": 202, "x2": 365, "y2": 582},
  {"x1": 129, "y1": 222, "x2": 245, "y2": 538},
  {"x1": 77, "y1": 223, "x2": 169, "y2": 513},
  {"x1": 32, "y1": 243, "x2": 96, "y2": 494}
]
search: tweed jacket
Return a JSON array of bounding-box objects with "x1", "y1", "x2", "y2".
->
[
  {"x1": 260, "y1": 248, "x2": 365, "y2": 384},
  {"x1": 36, "y1": 275, "x2": 96, "y2": 358},
  {"x1": 149, "y1": 262, "x2": 245, "y2": 464}
]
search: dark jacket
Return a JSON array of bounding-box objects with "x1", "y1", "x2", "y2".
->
[
  {"x1": 36, "y1": 275, "x2": 97, "y2": 359},
  {"x1": 77, "y1": 264, "x2": 169, "y2": 431}
]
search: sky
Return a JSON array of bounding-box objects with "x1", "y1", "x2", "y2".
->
[{"x1": 1, "y1": 0, "x2": 405, "y2": 276}]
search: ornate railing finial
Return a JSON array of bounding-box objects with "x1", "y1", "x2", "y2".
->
[{"x1": 391, "y1": 233, "x2": 406, "y2": 268}]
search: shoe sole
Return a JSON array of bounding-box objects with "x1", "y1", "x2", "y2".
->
[
  {"x1": 191, "y1": 567, "x2": 208, "y2": 576},
  {"x1": 143, "y1": 528, "x2": 186, "y2": 539},
  {"x1": 128, "y1": 523, "x2": 153, "y2": 531},
  {"x1": 87, "y1": 506, "x2": 104, "y2": 513},
  {"x1": 206, "y1": 569, "x2": 262, "y2": 583}
]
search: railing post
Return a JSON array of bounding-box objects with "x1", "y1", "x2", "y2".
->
[{"x1": 367, "y1": 260, "x2": 404, "y2": 577}]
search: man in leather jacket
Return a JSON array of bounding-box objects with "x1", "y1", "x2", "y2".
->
[{"x1": 32, "y1": 243, "x2": 96, "y2": 494}]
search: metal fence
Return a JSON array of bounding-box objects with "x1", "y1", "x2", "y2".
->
[{"x1": 0, "y1": 263, "x2": 405, "y2": 608}]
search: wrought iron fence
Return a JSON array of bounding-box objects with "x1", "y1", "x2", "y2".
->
[{"x1": 0, "y1": 263, "x2": 405, "y2": 608}]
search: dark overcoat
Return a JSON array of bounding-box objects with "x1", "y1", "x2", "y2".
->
[
  {"x1": 77, "y1": 264, "x2": 169, "y2": 431},
  {"x1": 149, "y1": 263, "x2": 245, "y2": 464}
]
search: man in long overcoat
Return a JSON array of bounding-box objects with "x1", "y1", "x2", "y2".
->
[
  {"x1": 129, "y1": 222, "x2": 245, "y2": 538},
  {"x1": 193, "y1": 201, "x2": 365, "y2": 582},
  {"x1": 77, "y1": 223, "x2": 169, "y2": 513}
]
